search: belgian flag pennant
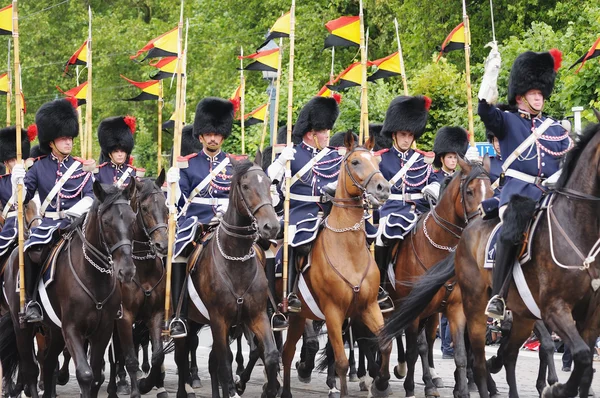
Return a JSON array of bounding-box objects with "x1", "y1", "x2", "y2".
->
[
  {"x1": 121, "y1": 75, "x2": 160, "y2": 101},
  {"x1": 242, "y1": 103, "x2": 268, "y2": 126},
  {"x1": 131, "y1": 27, "x2": 178, "y2": 61},
  {"x1": 327, "y1": 61, "x2": 373, "y2": 92},
  {"x1": 162, "y1": 111, "x2": 176, "y2": 130},
  {"x1": 150, "y1": 56, "x2": 177, "y2": 80},
  {"x1": 258, "y1": 12, "x2": 290, "y2": 50},
  {"x1": 0, "y1": 72, "x2": 8, "y2": 94},
  {"x1": 64, "y1": 40, "x2": 88, "y2": 75},
  {"x1": 56, "y1": 81, "x2": 88, "y2": 107},
  {"x1": 238, "y1": 48, "x2": 280, "y2": 72},
  {"x1": 436, "y1": 22, "x2": 465, "y2": 62},
  {"x1": 324, "y1": 16, "x2": 360, "y2": 48},
  {"x1": 316, "y1": 85, "x2": 342, "y2": 103},
  {"x1": 229, "y1": 84, "x2": 242, "y2": 116},
  {"x1": 570, "y1": 37, "x2": 600, "y2": 73},
  {"x1": 0, "y1": 4, "x2": 12, "y2": 35},
  {"x1": 368, "y1": 52, "x2": 401, "y2": 82}
]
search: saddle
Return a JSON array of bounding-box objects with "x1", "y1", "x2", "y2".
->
[{"x1": 187, "y1": 228, "x2": 216, "y2": 272}]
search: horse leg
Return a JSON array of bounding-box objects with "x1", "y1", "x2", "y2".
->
[
  {"x1": 236, "y1": 336, "x2": 261, "y2": 395},
  {"x1": 401, "y1": 326, "x2": 419, "y2": 398},
  {"x1": 115, "y1": 317, "x2": 141, "y2": 398},
  {"x1": 246, "y1": 313, "x2": 280, "y2": 398},
  {"x1": 41, "y1": 333, "x2": 64, "y2": 398},
  {"x1": 188, "y1": 321, "x2": 202, "y2": 389},
  {"x1": 425, "y1": 316, "x2": 443, "y2": 389},
  {"x1": 174, "y1": 337, "x2": 194, "y2": 398},
  {"x1": 417, "y1": 328, "x2": 439, "y2": 398},
  {"x1": 106, "y1": 341, "x2": 119, "y2": 398},
  {"x1": 393, "y1": 335, "x2": 407, "y2": 380},
  {"x1": 361, "y1": 303, "x2": 392, "y2": 398},
  {"x1": 348, "y1": 327, "x2": 358, "y2": 382},
  {"x1": 139, "y1": 314, "x2": 167, "y2": 396},
  {"x1": 62, "y1": 326, "x2": 96, "y2": 398},
  {"x1": 208, "y1": 317, "x2": 237, "y2": 398},
  {"x1": 297, "y1": 320, "x2": 319, "y2": 383},
  {"x1": 56, "y1": 347, "x2": 71, "y2": 385},
  {"x1": 323, "y1": 314, "x2": 349, "y2": 397},
  {"x1": 88, "y1": 327, "x2": 113, "y2": 398},
  {"x1": 446, "y1": 305, "x2": 469, "y2": 398},
  {"x1": 141, "y1": 336, "x2": 151, "y2": 375},
  {"x1": 281, "y1": 315, "x2": 306, "y2": 398},
  {"x1": 208, "y1": 348, "x2": 220, "y2": 398},
  {"x1": 499, "y1": 312, "x2": 535, "y2": 398},
  {"x1": 235, "y1": 335, "x2": 245, "y2": 376},
  {"x1": 534, "y1": 321, "x2": 558, "y2": 394}
]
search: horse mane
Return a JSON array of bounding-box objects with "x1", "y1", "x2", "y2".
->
[
  {"x1": 556, "y1": 122, "x2": 600, "y2": 189},
  {"x1": 231, "y1": 159, "x2": 255, "y2": 185},
  {"x1": 137, "y1": 178, "x2": 160, "y2": 200},
  {"x1": 66, "y1": 184, "x2": 126, "y2": 232},
  {"x1": 439, "y1": 160, "x2": 489, "y2": 199}
]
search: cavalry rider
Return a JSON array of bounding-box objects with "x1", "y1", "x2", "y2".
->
[
  {"x1": 267, "y1": 96, "x2": 343, "y2": 315},
  {"x1": 166, "y1": 97, "x2": 237, "y2": 338},
  {"x1": 478, "y1": 45, "x2": 573, "y2": 319},
  {"x1": 0, "y1": 125, "x2": 33, "y2": 259},
  {"x1": 95, "y1": 115, "x2": 143, "y2": 187},
  {"x1": 15, "y1": 98, "x2": 95, "y2": 323},
  {"x1": 487, "y1": 129, "x2": 503, "y2": 184},
  {"x1": 429, "y1": 126, "x2": 470, "y2": 186}
]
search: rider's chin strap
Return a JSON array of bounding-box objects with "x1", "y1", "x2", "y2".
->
[
  {"x1": 312, "y1": 133, "x2": 323, "y2": 151},
  {"x1": 521, "y1": 97, "x2": 543, "y2": 116}
]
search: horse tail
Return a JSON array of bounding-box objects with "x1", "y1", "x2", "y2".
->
[
  {"x1": 0, "y1": 313, "x2": 19, "y2": 382},
  {"x1": 380, "y1": 253, "x2": 456, "y2": 346},
  {"x1": 315, "y1": 338, "x2": 335, "y2": 372}
]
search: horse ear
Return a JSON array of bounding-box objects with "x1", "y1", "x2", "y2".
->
[
  {"x1": 126, "y1": 180, "x2": 137, "y2": 202},
  {"x1": 364, "y1": 135, "x2": 375, "y2": 151},
  {"x1": 458, "y1": 156, "x2": 470, "y2": 173},
  {"x1": 229, "y1": 155, "x2": 239, "y2": 168},
  {"x1": 254, "y1": 149, "x2": 263, "y2": 168},
  {"x1": 483, "y1": 153, "x2": 491, "y2": 173},
  {"x1": 155, "y1": 168, "x2": 166, "y2": 188},
  {"x1": 593, "y1": 108, "x2": 600, "y2": 123},
  {"x1": 93, "y1": 180, "x2": 106, "y2": 202},
  {"x1": 343, "y1": 131, "x2": 355, "y2": 151}
]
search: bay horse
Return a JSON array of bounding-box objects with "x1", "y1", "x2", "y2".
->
[
  {"x1": 1, "y1": 181, "x2": 137, "y2": 398},
  {"x1": 381, "y1": 157, "x2": 492, "y2": 397},
  {"x1": 172, "y1": 153, "x2": 281, "y2": 398},
  {"x1": 107, "y1": 171, "x2": 169, "y2": 398},
  {"x1": 281, "y1": 132, "x2": 392, "y2": 398}
]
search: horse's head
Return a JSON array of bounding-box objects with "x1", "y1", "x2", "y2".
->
[
  {"x1": 134, "y1": 170, "x2": 169, "y2": 256},
  {"x1": 228, "y1": 152, "x2": 279, "y2": 241},
  {"x1": 442, "y1": 156, "x2": 493, "y2": 224},
  {"x1": 338, "y1": 131, "x2": 390, "y2": 207},
  {"x1": 92, "y1": 180, "x2": 137, "y2": 283}
]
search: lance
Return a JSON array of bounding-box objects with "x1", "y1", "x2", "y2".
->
[
  {"x1": 358, "y1": 0, "x2": 368, "y2": 145},
  {"x1": 75, "y1": 65, "x2": 84, "y2": 157},
  {"x1": 163, "y1": 0, "x2": 185, "y2": 336},
  {"x1": 394, "y1": 18, "x2": 409, "y2": 96},
  {"x1": 182, "y1": 19, "x2": 189, "y2": 125},
  {"x1": 6, "y1": 39, "x2": 11, "y2": 126},
  {"x1": 12, "y1": 0, "x2": 26, "y2": 322},
  {"x1": 271, "y1": 37, "x2": 283, "y2": 162},
  {"x1": 281, "y1": 0, "x2": 295, "y2": 313},
  {"x1": 490, "y1": 0, "x2": 496, "y2": 45},
  {"x1": 85, "y1": 6, "x2": 93, "y2": 158},
  {"x1": 259, "y1": 100, "x2": 270, "y2": 151},
  {"x1": 157, "y1": 80, "x2": 163, "y2": 173},
  {"x1": 240, "y1": 47, "x2": 246, "y2": 154},
  {"x1": 462, "y1": 0, "x2": 476, "y2": 147},
  {"x1": 329, "y1": 47, "x2": 335, "y2": 85}
]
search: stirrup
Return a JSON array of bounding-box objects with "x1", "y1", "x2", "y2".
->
[
  {"x1": 377, "y1": 286, "x2": 389, "y2": 303},
  {"x1": 270, "y1": 312, "x2": 289, "y2": 332},
  {"x1": 287, "y1": 292, "x2": 301, "y2": 313},
  {"x1": 24, "y1": 301, "x2": 44, "y2": 323},
  {"x1": 379, "y1": 296, "x2": 395, "y2": 313},
  {"x1": 485, "y1": 295, "x2": 506, "y2": 320},
  {"x1": 168, "y1": 317, "x2": 188, "y2": 338}
]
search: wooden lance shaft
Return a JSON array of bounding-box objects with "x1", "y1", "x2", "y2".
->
[
  {"x1": 281, "y1": 0, "x2": 295, "y2": 312},
  {"x1": 163, "y1": 4, "x2": 186, "y2": 335},
  {"x1": 240, "y1": 47, "x2": 245, "y2": 155},
  {"x1": 85, "y1": 6, "x2": 93, "y2": 158},
  {"x1": 259, "y1": 102, "x2": 270, "y2": 151},
  {"x1": 463, "y1": 3, "x2": 476, "y2": 147},
  {"x1": 6, "y1": 39, "x2": 11, "y2": 127},
  {"x1": 358, "y1": 0, "x2": 368, "y2": 145},
  {"x1": 12, "y1": 0, "x2": 25, "y2": 320},
  {"x1": 270, "y1": 38, "x2": 283, "y2": 163},
  {"x1": 157, "y1": 80, "x2": 163, "y2": 173}
]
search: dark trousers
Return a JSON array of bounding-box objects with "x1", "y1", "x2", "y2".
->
[
  {"x1": 562, "y1": 346, "x2": 572, "y2": 369},
  {"x1": 440, "y1": 315, "x2": 453, "y2": 355}
]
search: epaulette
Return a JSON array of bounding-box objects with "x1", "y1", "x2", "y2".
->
[
  {"x1": 0, "y1": 173, "x2": 9, "y2": 179},
  {"x1": 134, "y1": 167, "x2": 146, "y2": 178},
  {"x1": 93, "y1": 161, "x2": 108, "y2": 174},
  {"x1": 184, "y1": 153, "x2": 198, "y2": 160},
  {"x1": 374, "y1": 148, "x2": 390, "y2": 156},
  {"x1": 228, "y1": 154, "x2": 249, "y2": 162},
  {"x1": 415, "y1": 149, "x2": 435, "y2": 165}
]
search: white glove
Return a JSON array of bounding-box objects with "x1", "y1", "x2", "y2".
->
[
  {"x1": 166, "y1": 167, "x2": 180, "y2": 184},
  {"x1": 11, "y1": 163, "x2": 26, "y2": 193},
  {"x1": 277, "y1": 145, "x2": 296, "y2": 165},
  {"x1": 215, "y1": 203, "x2": 228, "y2": 217},
  {"x1": 270, "y1": 185, "x2": 281, "y2": 207},
  {"x1": 267, "y1": 145, "x2": 296, "y2": 182},
  {"x1": 542, "y1": 169, "x2": 562, "y2": 188},
  {"x1": 465, "y1": 146, "x2": 482, "y2": 163},
  {"x1": 422, "y1": 182, "x2": 440, "y2": 202},
  {"x1": 65, "y1": 196, "x2": 94, "y2": 219},
  {"x1": 478, "y1": 42, "x2": 501, "y2": 104},
  {"x1": 321, "y1": 181, "x2": 338, "y2": 197}
]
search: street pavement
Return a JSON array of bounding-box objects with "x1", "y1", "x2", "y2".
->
[{"x1": 47, "y1": 327, "x2": 599, "y2": 397}]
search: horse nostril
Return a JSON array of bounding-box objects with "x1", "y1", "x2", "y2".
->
[{"x1": 377, "y1": 183, "x2": 384, "y2": 192}]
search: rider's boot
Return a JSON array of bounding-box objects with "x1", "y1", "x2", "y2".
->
[
  {"x1": 287, "y1": 246, "x2": 302, "y2": 313},
  {"x1": 485, "y1": 239, "x2": 519, "y2": 320},
  {"x1": 374, "y1": 244, "x2": 394, "y2": 313},
  {"x1": 23, "y1": 250, "x2": 43, "y2": 323},
  {"x1": 266, "y1": 256, "x2": 288, "y2": 331},
  {"x1": 169, "y1": 262, "x2": 188, "y2": 338}
]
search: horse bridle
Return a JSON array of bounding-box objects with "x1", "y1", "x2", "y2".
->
[{"x1": 134, "y1": 190, "x2": 168, "y2": 257}]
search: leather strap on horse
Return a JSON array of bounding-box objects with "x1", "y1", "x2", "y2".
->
[
  {"x1": 132, "y1": 265, "x2": 165, "y2": 310},
  {"x1": 438, "y1": 281, "x2": 457, "y2": 310}
]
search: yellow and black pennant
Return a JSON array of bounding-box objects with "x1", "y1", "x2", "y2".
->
[
  {"x1": 150, "y1": 56, "x2": 177, "y2": 80},
  {"x1": 56, "y1": 81, "x2": 88, "y2": 107},
  {"x1": 239, "y1": 48, "x2": 280, "y2": 72},
  {"x1": 324, "y1": 16, "x2": 360, "y2": 48},
  {"x1": 368, "y1": 52, "x2": 401, "y2": 82},
  {"x1": 0, "y1": 72, "x2": 8, "y2": 94},
  {"x1": 570, "y1": 37, "x2": 600, "y2": 73},
  {"x1": 327, "y1": 61, "x2": 372, "y2": 91},
  {"x1": 242, "y1": 103, "x2": 268, "y2": 126},
  {"x1": 437, "y1": 22, "x2": 465, "y2": 61},
  {"x1": 64, "y1": 40, "x2": 88, "y2": 75},
  {"x1": 131, "y1": 27, "x2": 178, "y2": 61},
  {"x1": 0, "y1": 4, "x2": 12, "y2": 35},
  {"x1": 258, "y1": 12, "x2": 290, "y2": 50},
  {"x1": 121, "y1": 75, "x2": 160, "y2": 101}
]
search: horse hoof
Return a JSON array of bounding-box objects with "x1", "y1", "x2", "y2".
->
[
  {"x1": 486, "y1": 356, "x2": 502, "y2": 374},
  {"x1": 394, "y1": 362, "x2": 407, "y2": 379},
  {"x1": 424, "y1": 387, "x2": 441, "y2": 398},
  {"x1": 542, "y1": 384, "x2": 556, "y2": 398},
  {"x1": 349, "y1": 372, "x2": 359, "y2": 382},
  {"x1": 236, "y1": 380, "x2": 246, "y2": 395},
  {"x1": 368, "y1": 382, "x2": 391, "y2": 398},
  {"x1": 328, "y1": 387, "x2": 341, "y2": 398},
  {"x1": 138, "y1": 377, "x2": 154, "y2": 395},
  {"x1": 359, "y1": 376, "x2": 372, "y2": 392},
  {"x1": 142, "y1": 363, "x2": 151, "y2": 374},
  {"x1": 185, "y1": 382, "x2": 196, "y2": 398},
  {"x1": 468, "y1": 382, "x2": 478, "y2": 392},
  {"x1": 156, "y1": 386, "x2": 169, "y2": 398},
  {"x1": 56, "y1": 371, "x2": 70, "y2": 386},
  {"x1": 191, "y1": 377, "x2": 202, "y2": 389},
  {"x1": 433, "y1": 377, "x2": 444, "y2": 389},
  {"x1": 116, "y1": 380, "x2": 131, "y2": 395}
]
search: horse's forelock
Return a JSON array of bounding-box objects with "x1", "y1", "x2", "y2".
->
[
  {"x1": 137, "y1": 178, "x2": 161, "y2": 201},
  {"x1": 557, "y1": 122, "x2": 600, "y2": 189}
]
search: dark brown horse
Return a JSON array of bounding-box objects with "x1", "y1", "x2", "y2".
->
[
  {"x1": 1, "y1": 181, "x2": 137, "y2": 398},
  {"x1": 381, "y1": 157, "x2": 492, "y2": 397},
  {"x1": 172, "y1": 154, "x2": 280, "y2": 398},
  {"x1": 107, "y1": 172, "x2": 169, "y2": 398},
  {"x1": 281, "y1": 133, "x2": 392, "y2": 398}
]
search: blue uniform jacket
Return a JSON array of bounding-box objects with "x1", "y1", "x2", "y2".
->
[
  {"x1": 478, "y1": 101, "x2": 572, "y2": 206},
  {"x1": 0, "y1": 175, "x2": 16, "y2": 256},
  {"x1": 429, "y1": 169, "x2": 453, "y2": 185},
  {"x1": 94, "y1": 161, "x2": 138, "y2": 187}
]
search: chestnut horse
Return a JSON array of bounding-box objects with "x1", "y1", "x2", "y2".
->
[{"x1": 281, "y1": 132, "x2": 392, "y2": 398}]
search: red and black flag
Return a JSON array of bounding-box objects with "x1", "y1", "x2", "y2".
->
[
  {"x1": 258, "y1": 12, "x2": 290, "y2": 50},
  {"x1": 324, "y1": 16, "x2": 360, "y2": 48},
  {"x1": 64, "y1": 40, "x2": 88, "y2": 75},
  {"x1": 570, "y1": 37, "x2": 600, "y2": 73},
  {"x1": 150, "y1": 56, "x2": 177, "y2": 80},
  {"x1": 327, "y1": 61, "x2": 372, "y2": 92},
  {"x1": 238, "y1": 48, "x2": 279, "y2": 72},
  {"x1": 436, "y1": 22, "x2": 465, "y2": 62},
  {"x1": 368, "y1": 52, "x2": 401, "y2": 82},
  {"x1": 0, "y1": 72, "x2": 8, "y2": 95},
  {"x1": 131, "y1": 27, "x2": 178, "y2": 61},
  {"x1": 56, "y1": 81, "x2": 88, "y2": 107},
  {"x1": 242, "y1": 103, "x2": 268, "y2": 126},
  {"x1": 121, "y1": 75, "x2": 160, "y2": 101},
  {"x1": 0, "y1": 4, "x2": 12, "y2": 35},
  {"x1": 229, "y1": 85, "x2": 242, "y2": 116},
  {"x1": 316, "y1": 85, "x2": 342, "y2": 103}
]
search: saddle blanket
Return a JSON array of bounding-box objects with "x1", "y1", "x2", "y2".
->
[{"x1": 188, "y1": 276, "x2": 210, "y2": 321}]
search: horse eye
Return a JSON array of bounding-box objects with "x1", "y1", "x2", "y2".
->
[
  {"x1": 141, "y1": 205, "x2": 148, "y2": 212},
  {"x1": 351, "y1": 160, "x2": 360, "y2": 166},
  {"x1": 242, "y1": 184, "x2": 250, "y2": 190},
  {"x1": 466, "y1": 190, "x2": 474, "y2": 197}
]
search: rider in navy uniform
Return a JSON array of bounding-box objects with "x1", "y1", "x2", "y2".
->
[
  {"x1": 166, "y1": 97, "x2": 237, "y2": 338},
  {"x1": 487, "y1": 130, "x2": 503, "y2": 184},
  {"x1": 15, "y1": 98, "x2": 95, "y2": 322},
  {"x1": 429, "y1": 126, "x2": 470, "y2": 186},
  {"x1": 0, "y1": 126, "x2": 32, "y2": 259},
  {"x1": 478, "y1": 46, "x2": 573, "y2": 319},
  {"x1": 95, "y1": 116, "x2": 144, "y2": 187}
]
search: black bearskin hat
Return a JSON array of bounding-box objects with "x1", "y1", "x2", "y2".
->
[
  {"x1": 432, "y1": 126, "x2": 469, "y2": 168},
  {"x1": 276, "y1": 125, "x2": 301, "y2": 145},
  {"x1": 381, "y1": 95, "x2": 431, "y2": 140},
  {"x1": 292, "y1": 96, "x2": 339, "y2": 139},
  {"x1": 36, "y1": 98, "x2": 79, "y2": 154},
  {"x1": 329, "y1": 130, "x2": 358, "y2": 148},
  {"x1": 181, "y1": 125, "x2": 203, "y2": 157},
  {"x1": 0, "y1": 126, "x2": 33, "y2": 163},
  {"x1": 98, "y1": 116, "x2": 136, "y2": 159},
  {"x1": 369, "y1": 123, "x2": 393, "y2": 150},
  {"x1": 29, "y1": 144, "x2": 44, "y2": 160},
  {"x1": 507, "y1": 49, "x2": 562, "y2": 106},
  {"x1": 193, "y1": 97, "x2": 234, "y2": 140}
]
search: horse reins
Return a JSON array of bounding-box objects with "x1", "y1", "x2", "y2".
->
[{"x1": 132, "y1": 190, "x2": 168, "y2": 260}]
